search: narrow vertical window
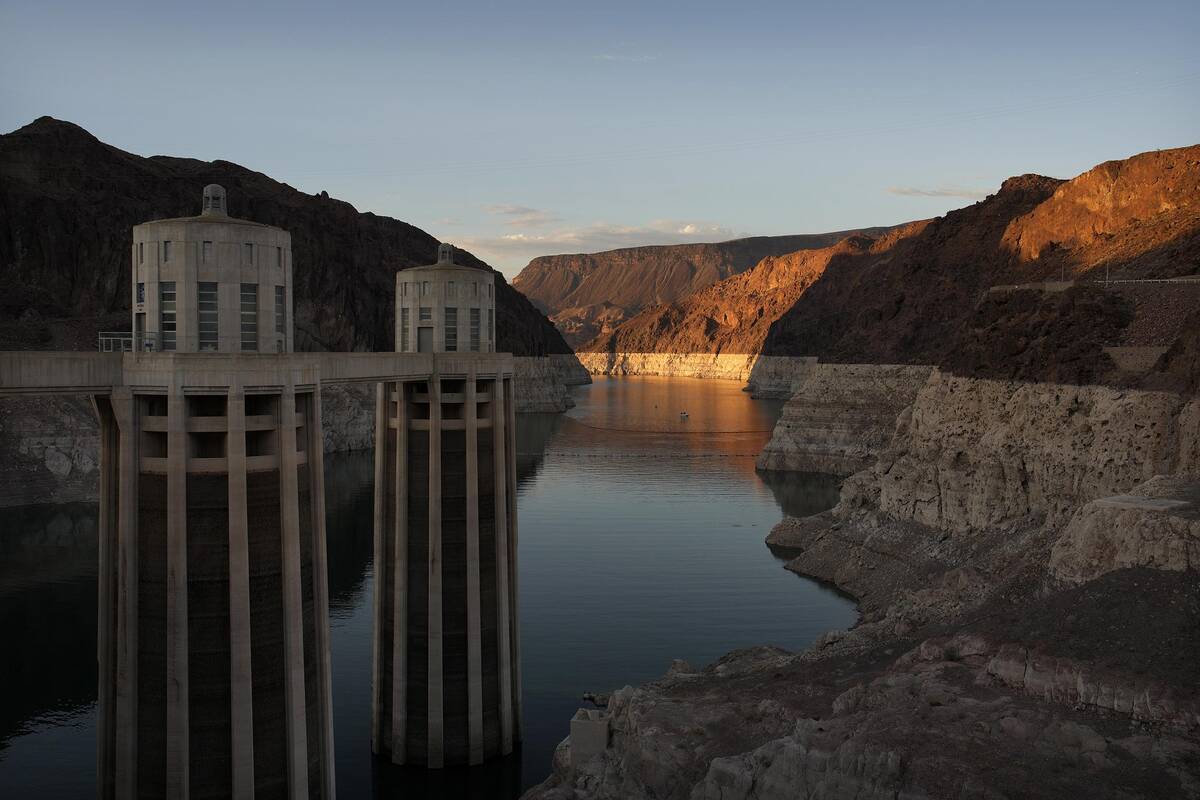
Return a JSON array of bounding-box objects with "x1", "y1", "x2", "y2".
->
[
  {"x1": 470, "y1": 308, "x2": 480, "y2": 352},
  {"x1": 488, "y1": 309, "x2": 494, "y2": 347},
  {"x1": 138, "y1": 242, "x2": 144, "y2": 264},
  {"x1": 275, "y1": 286, "x2": 285, "y2": 336},
  {"x1": 244, "y1": 243, "x2": 253, "y2": 264},
  {"x1": 240, "y1": 283, "x2": 258, "y2": 351},
  {"x1": 197, "y1": 282, "x2": 218, "y2": 351},
  {"x1": 447, "y1": 280, "x2": 455, "y2": 297},
  {"x1": 276, "y1": 246, "x2": 282, "y2": 268},
  {"x1": 163, "y1": 241, "x2": 172, "y2": 262},
  {"x1": 419, "y1": 307, "x2": 431, "y2": 322},
  {"x1": 400, "y1": 307, "x2": 410, "y2": 352},
  {"x1": 422, "y1": 281, "x2": 430, "y2": 296},
  {"x1": 136, "y1": 282, "x2": 145, "y2": 304},
  {"x1": 202, "y1": 241, "x2": 213, "y2": 263},
  {"x1": 160, "y1": 281, "x2": 176, "y2": 351},
  {"x1": 444, "y1": 307, "x2": 458, "y2": 351}
]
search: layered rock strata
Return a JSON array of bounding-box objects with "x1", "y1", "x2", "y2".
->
[
  {"x1": 525, "y1": 372, "x2": 1200, "y2": 800},
  {"x1": 756, "y1": 364, "x2": 933, "y2": 475}
]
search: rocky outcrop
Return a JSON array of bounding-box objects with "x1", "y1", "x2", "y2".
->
[
  {"x1": 526, "y1": 373, "x2": 1200, "y2": 800},
  {"x1": 1049, "y1": 476, "x2": 1200, "y2": 584},
  {"x1": 856, "y1": 371, "x2": 1198, "y2": 531},
  {"x1": 0, "y1": 395, "x2": 99, "y2": 507},
  {"x1": 514, "y1": 230, "x2": 890, "y2": 348},
  {"x1": 756, "y1": 364, "x2": 933, "y2": 475},
  {"x1": 513, "y1": 355, "x2": 593, "y2": 413}
]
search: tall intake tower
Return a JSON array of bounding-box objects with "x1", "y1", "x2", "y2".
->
[
  {"x1": 96, "y1": 186, "x2": 335, "y2": 799},
  {"x1": 371, "y1": 244, "x2": 521, "y2": 767}
]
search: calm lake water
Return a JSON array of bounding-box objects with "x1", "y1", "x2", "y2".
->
[{"x1": 0, "y1": 375, "x2": 857, "y2": 798}]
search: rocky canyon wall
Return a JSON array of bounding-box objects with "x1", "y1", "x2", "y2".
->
[
  {"x1": 841, "y1": 370, "x2": 1200, "y2": 531},
  {"x1": 756, "y1": 364, "x2": 934, "y2": 475}
]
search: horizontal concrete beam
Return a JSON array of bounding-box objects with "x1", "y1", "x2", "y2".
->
[
  {"x1": 0, "y1": 351, "x2": 514, "y2": 396},
  {"x1": 0, "y1": 351, "x2": 124, "y2": 394}
]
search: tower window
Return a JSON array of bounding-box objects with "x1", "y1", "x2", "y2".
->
[
  {"x1": 400, "y1": 307, "x2": 410, "y2": 351},
  {"x1": 160, "y1": 282, "x2": 176, "y2": 351},
  {"x1": 488, "y1": 309, "x2": 494, "y2": 345},
  {"x1": 422, "y1": 281, "x2": 430, "y2": 296},
  {"x1": 163, "y1": 241, "x2": 172, "y2": 262},
  {"x1": 138, "y1": 242, "x2": 144, "y2": 264},
  {"x1": 198, "y1": 282, "x2": 218, "y2": 351},
  {"x1": 240, "y1": 284, "x2": 258, "y2": 351},
  {"x1": 444, "y1": 307, "x2": 457, "y2": 351},
  {"x1": 276, "y1": 246, "x2": 282, "y2": 268},
  {"x1": 419, "y1": 307, "x2": 431, "y2": 322},
  {"x1": 136, "y1": 282, "x2": 145, "y2": 304},
  {"x1": 275, "y1": 286, "x2": 285, "y2": 336},
  {"x1": 447, "y1": 280, "x2": 455, "y2": 296},
  {"x1": 470, "y1": 308, "x2": 480, "y2": 352},
  {"x1": 202, "y1": 241, "x2": 212, "y2": 263}
]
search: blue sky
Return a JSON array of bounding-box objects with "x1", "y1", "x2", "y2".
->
[{"x1": 2, "y1": 0, "x2": 1198, "y2": 277}]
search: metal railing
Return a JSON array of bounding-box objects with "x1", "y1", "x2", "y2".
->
[
  {"x1": 98, "y1": 331, "x2": 162, "y2": 352},
  {"x1": 97, "y1": 332, "x2": 288, "y2": 353}
]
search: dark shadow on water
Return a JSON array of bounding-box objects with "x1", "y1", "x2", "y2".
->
[
  {"x1": 756, "y1": 469, "x2": 842, "y2": 520},
  {"x1": 515, "y1": 413, "x2": 566, "y2": 489},
  {"x1": 0, "y1": 503, "x2": 98, "y2": 754},
  {"x1": 371, "y1": 749, "x2": 523, "y2": 799}
]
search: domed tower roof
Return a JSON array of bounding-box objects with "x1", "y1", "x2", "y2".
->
[{"x1": 201, "y1": 184, "x2": 228, "y2": 217}]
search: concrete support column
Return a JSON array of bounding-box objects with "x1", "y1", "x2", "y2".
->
[
  {"x1": 493, "y1": 378, "x2": 514, "y2": 755},
  {"x1": 226, "y1": 388, "x2": 255, "y2": 799},
  {"x1": 505, "y1": 377, "x2": 522, "y2": 740},
  {"x1": 427, "y1": 377, "x2": 444, "y2": 768},
  {"x1": 278, "y1": 385, "x2": 310, "y2": 799},
  {"x1": 390, "y1": 381, "x2": 409, "y2": 763},
  {"x1": 166, "y1": 390, "x2": 190, "y2": 797},
  {"x1": 111, "y1": 388, "x2": 139, "y2": 797},
  {"x1": 307, "y1": 388, "x2": 336, "y2": 799},
  {"x1": 465, "y1": 369, "x2": 484, "y2": 764},
  {"x1": 93, "y1": 395, "x2": 120, "y2": 800},
  {"x1": 371, "y1": 382, "x2": 387, "y2": 755}
]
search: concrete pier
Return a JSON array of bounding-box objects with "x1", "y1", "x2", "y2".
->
[{"x1": 371, "y1": 363, "x2": 520, "y2": 767}]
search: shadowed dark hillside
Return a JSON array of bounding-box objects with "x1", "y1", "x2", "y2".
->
[{"x1": 0, "y1": 117, "x2": 571, "y2": 356}]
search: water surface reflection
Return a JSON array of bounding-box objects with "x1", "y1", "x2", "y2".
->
[{"x1": 0, "y1": 375, "x2": 856, "y2": 798}]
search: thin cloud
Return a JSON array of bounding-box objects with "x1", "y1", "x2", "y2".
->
[
  {"x1": 594, "y1": 53, "x2": 658, "y2": 63},
  {"x1": 887, "y1": 185, "x2": 989, "y2": 200},
  {"x1": 483, "y1": 204, "x2": 562, "y2": 228}
]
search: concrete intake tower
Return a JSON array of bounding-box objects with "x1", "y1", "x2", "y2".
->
[
  {"x1": 370, "y1": 243, "x2": 522, "y2": 767},
  {"x1": 95, "y1": 185, "x2": 336, "y2": 799}
]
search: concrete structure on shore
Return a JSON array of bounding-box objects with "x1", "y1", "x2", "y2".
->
[
  {"x1": 0, "y1": 190, "x2": 520, "y2": 795},
  {"x1": 371, "y1": 246, "x2": 522, "y2": 767}
]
